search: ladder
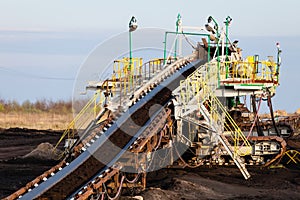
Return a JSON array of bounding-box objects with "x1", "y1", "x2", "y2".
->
[{"x1": 179, "y1": 61, "x2": 251, "y2": 179}]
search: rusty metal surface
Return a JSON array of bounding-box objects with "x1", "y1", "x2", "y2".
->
[{"x1": 248, "y1": 136, "x2": 287, "y2": 167}]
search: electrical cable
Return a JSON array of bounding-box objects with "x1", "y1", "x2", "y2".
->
[
  {"x1": 247, "y1": 96, "x2": 263, "y2": 139},
  {"x1": 181, "y1": 31, "x2": 197, "y2": 49},
  {"x1": 0, "y1": 66, "x2": 74, "y2": 80}
]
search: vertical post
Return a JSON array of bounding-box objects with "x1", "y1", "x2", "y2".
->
[
  {"x1": 207, "y1": 35, "x2": 211, "y2": 62},
  {"x1": 129, "y1": 31, "x2": 132, "y2": 71},
  {"x1": 129, "y1": 16, "x2": 137, "y2": 88},
  {"x1": 225, "y1": 16, "x2": 232, "y2": 80},
  {"x1": 254, "y1": 55, "x2": 259, "y2": 80},
  {"x1": 208, "y1": 16, "x2": 221, "y2": 78},
  {"x1": 225, "y1": 16, "x2": 232, "y2": 59},
  {"x1": 174, "y1": 14, "x2": 181, "y2": 60},
  {"x1": 217, "y1": 33, "x2": 221, "y2": 82},
  {"x1": 226, "y1": 20, "x2": 228, "y2": 58},
  {"x1": 94, "y1": 91, "x2": 97, "y2": 118},
  {"x1": 276, "y1": 42, "x2": 281, "y2": 83},
  {"x1": 163, "y1": 32, "x2": 168, "y2": 65},
  {"x1": 129, "y1": 22, "x2": 133, "y2": 90}
]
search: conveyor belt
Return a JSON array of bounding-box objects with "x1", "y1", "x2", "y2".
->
[{"x1": 17, "y1": 59, "x2": 204, "y2": 199}]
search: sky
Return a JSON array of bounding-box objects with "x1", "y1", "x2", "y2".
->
[{"x1": 0, "y1": 0, "x2": 299, "y2": 112}]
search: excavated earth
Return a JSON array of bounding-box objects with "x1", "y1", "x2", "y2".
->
[{"x1": 0, "y1": 128, "x2": 300, "y2": 199}]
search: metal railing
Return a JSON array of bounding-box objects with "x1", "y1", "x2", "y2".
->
[
  {"x1": 112, "y1": 57, "x2": 143, "y2": 97},
  {"x1": 55, "y1": 57, "x2": 176, "y2": 151},
  {"x1": 54, "y1": 91, "x2": 104, "y2": 150},
  {"x1": 180, "y1": 61, "x2": 252, "y2": 157},
  {"x1": 109, "y1": 57, "x2": 176, "y2": 110},
  {"x1": 220, "y1": 56, "x2": 279, "y2": 85}
]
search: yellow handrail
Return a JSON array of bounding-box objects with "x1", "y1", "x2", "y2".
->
[
  {"x1": 180, "y1": 61, "x2": 252, "y2": 157},
  {"x1": 220, "y1": 56, "x2": 278, "y2": 84},
  {"x1": 54, "y1": 57, "x2": 168, "y2": 153},
  {"x1": 54, "y1": 91, "x2": 104, "y2": 150}
]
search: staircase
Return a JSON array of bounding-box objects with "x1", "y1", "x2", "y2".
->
[
  {"x1": 178, "y1": 61, "x2": 251, "y2": 179},
  {"x1": 219, "y1": 135, "x2": 250, "y2": 179},
  {"x1": 55, "y1": 58, "x2": 173, "y2": 151}
]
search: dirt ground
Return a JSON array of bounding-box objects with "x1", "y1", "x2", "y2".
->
[
  {"x1": 0, "y1": 128, "x2": 63, "y2": 198},
  {"x1": 0, "y1": 128, "x2": 300, "y2": 200},
  {"x1": 143, "y1": 167, "x2": 300, "y2": 200}
]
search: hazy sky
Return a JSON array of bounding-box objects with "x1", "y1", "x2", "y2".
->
[
  {"x1": 0, "y1": 0, "x2": 299, "y2": 112},
  {"x1": 1, "y1": 0, "x2": 300, "y2": 36}
]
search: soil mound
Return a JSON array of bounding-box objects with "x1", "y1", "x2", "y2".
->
[
  {"x1": 23, "y1": 142, "x2": 62, "y2": 160},
  {"x1": 287, "y1": 134, "x2": 300, "y2": 149}
]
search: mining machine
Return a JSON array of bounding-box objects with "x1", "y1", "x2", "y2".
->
[{"x1": 5, "y1": 15, "x2": 298, "y2": 200}]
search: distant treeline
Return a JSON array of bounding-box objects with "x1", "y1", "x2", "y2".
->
[{"x1": 0, "y1": 99, "x2": 72, "y2": 114}]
